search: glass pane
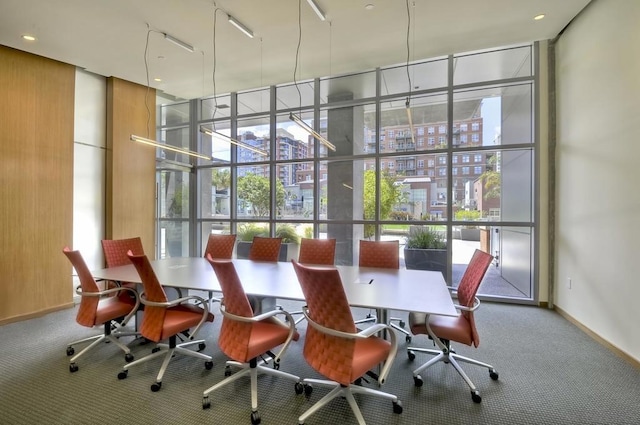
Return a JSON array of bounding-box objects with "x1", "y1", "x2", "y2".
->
[
  {"x1": 159, "y1": 127, "x2": 190, "y2": 163},
  {"x1": 238, "y1": 88, "x2": 270, "y2": 115},
  {"x1": 159, "y1": 220, "x2": 188, "y2": 259},
  {"x1": 159, "y1": 102, "x2": 189, "y2": 126},
  {"x1": 276, "y1": 81, "x2": 314, "y2": 111},
  {"x1": 237, "y1": 165, "x2": 271, "y2": 218},
  {"x1": 276, "y1": 161, "x2": 314, "y2": 219},
  {"x1": 378, "y1": 93, "x2": 448, "y2": 153},
  {"x1": 199, "y1": 121, "x2": 232, "y2": 164},
  {"x1": 380, "y1": 59, "x2": 448, "y2": 96},
  {"x1": 198, "y1": 167, "x2": 231, "y2": 219},
  {"x1": 237, "y1": 116, "x2": 271, "y2": 162},
  {"x1": 276, "y1": 113, "x2": 313, "y2": 159},
  {"x1": 322, "y1": 102, "x2": 375, "y2": 158},
  {"x1": 453, "y1": 45, "x2": 533, "y2": 85},
  {"x1": 200, "y1": 222, "x2": 232, "y2": 257},
  {"x1": 159, "y1": 170, "x2": 189, "y2": 219},
  {"x1": 454, "y1": 83, "x2": 533, "y2": 146},
  {"x1": 200, "y1": 95, "x2": 232, "y2": 120},
  {"x1": 319, "y1": 70, "x2": 376, "y2": 103},
  {"x1": 236, "y1": 222, "x2": 269, "y2": 259}
]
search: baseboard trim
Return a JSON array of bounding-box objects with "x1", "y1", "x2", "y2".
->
[
  {"x1": 0, "y1": 302, "x2": 75, "y2": 326},
  {"x1": 554, "y1": 305, "x2": 640, "y2": 370}
]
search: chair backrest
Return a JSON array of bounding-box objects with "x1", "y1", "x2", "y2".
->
[
  {"x1": 358, "y1": 240, "x2": 399, "y2": 269},
  {"x1": 457, "y1": 249, "x2": 493, "y2": 347},
  {"x1": 62, "y1": 247, "x2": 101, "y2": 327},
  {"x1": 126, "y1": 251, "x2": 169, "y2": 342},
  {"x1": 248, "y1": 236, "x2": 282, "y2": 262},
  {"x1": 298, "y1": 238, "x2": 336, "y2": 265},
  {"x1": 206, "y1": 257, "x2": 255, "y2": 362},
  {"x1": 292, "y1": 260, "x2": 357, "y2": 385},
  {"x1": 101, "y1": 237, "x2": 144, "y2": 268},
  {"x1": 203, "y1": 234, "x2": 237, "y2": 259}
]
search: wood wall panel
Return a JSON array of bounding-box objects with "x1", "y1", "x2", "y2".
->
[
  {"x1": 106, "y1": 78, "x2": 156, "y2": 257},
  {"x1": 0, "y1": 46, "x2": 75, "y2": 323}
]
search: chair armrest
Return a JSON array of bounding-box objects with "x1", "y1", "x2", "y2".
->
[
  {"x1": 302, "y1": 306, "x2": 397, "y2": 385},
  {"x1": 139, "y1": 293, "x2": 210, "y2": 338},
  {"x1": 453, "y1": 296, "x2": 481, "y2": 312},
  {"x1": 76, "y1": 285, "x2": 140, "y2": 325}
]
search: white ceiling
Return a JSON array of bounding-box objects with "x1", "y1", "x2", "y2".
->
[{"x1": 0, "y1": 0, "x2": 591, "y2": 101}]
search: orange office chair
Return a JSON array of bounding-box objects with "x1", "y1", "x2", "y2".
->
[
  {"x1": 117, "y1": 251, "x2": 214, "y2": 392},
  {"x1": 289, "y1": 238, "x2": 337, "y2": 324},
  {"x1": 407, "y1": 249, "x2": 498, "y2": 403},
  {"x1": 202, "y1": 234, "x2": 237, "y2": 305},
  {"x1": 248, "y1": 236, "x2": 282, "y2": 261},
  {"x1": 292, "y1": 260, "x2": 402, "y2": 424},
  {"x1": 62, "y1": 247, "x2": 140, "y2": 373},
  {"x1": 356, "y1": 240, "x2": 412, "y2": 341},
  {"x1": 101, "y1": 237, "x2": 144, "y2": 301},
  {"x1": 202, "y1": 257, "x2": 303, "y2": 425}
]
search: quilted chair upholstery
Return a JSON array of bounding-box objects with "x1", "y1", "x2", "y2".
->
[
  {"x1": 297, "y1": 238, "x2": 336, "y2": 265},
  {"x1": 248, "y1": 236, "x2": 282, "y2": 262},
  {"x1": 116, "y1": 252, "x2": 214, "y2": 392},
  {"x1": 292, "y1": 260, "x2": 402, "y2": 425},
  {"x1": 407, "y1": 249, "x2": 498, "y2": 403},
  {"x1": 202, "y1": 257, "x2": 302, "y2": 425},
  {"x1": 203, "y1": 233, "x2": 237, "y2": 259},
  {"x1": 101, "y1": 237, "x2": 144, "y2": 302},
  {"x1": 62, "y1": 247, "x2": 140, "y2": 373},
  {"x1": 355, "y1": 240, "x2": 411, "y2": 340}
]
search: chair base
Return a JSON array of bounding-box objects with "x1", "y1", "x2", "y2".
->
[
  {"x1": 203, "y1": 357, "x2": 303, "y2": 421},
  {"x1": 298, "y1": 378, "x2": 402, "y2": 425},
  {"x1": 67, "y1": 321, "x2": 138, "y2": 371},
  {"x1": 407, "y1": 346, "x2": 498, "y2": 403},
  {"x1": 118, "y1": 336, "x2": 212, "y2": 391}
]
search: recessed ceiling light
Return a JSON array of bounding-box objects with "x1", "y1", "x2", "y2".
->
[
  {"x1": 365, "y1": 4, "x2": 375, "y2": 10},
  {"x1": 22, "y1": 34, "x2": 36, "y2": 41},
  {"x1": 534, "y1": 14, "x2": 545, "y2": 21},
  {"x1": 154, "y1": 78, "x2": 162, "y2": 82}
]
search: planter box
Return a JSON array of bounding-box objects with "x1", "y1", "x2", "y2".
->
[
  {"x1": 460, "y1": 228, "x2": 481, "y2": 241},
  {"x1": 236, "y1": 241, "x2": 299, "y2": 262},
  {"x1": 404, "y1": 248, "x2": 448, "y2": 281}
]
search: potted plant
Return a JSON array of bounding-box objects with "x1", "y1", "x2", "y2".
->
[
  {"x1": 404, "y1": 226, "x2": 448, "y2": 281},
  {"x1": 456, "y1": 209, "x2": 482, "y2": 241},
  {"x1": 236, "y1": 223, "x2": 300, "y2": 261}
]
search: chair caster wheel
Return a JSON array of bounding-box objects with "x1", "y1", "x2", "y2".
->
[
  {"x1": 489, "y1": 369, "x2": 499, "y2": 380},
  {"x1": 273, "y1": 359, "x2": 280, "y2": 370},
  {"x1": 117, "y1": 370, "x2": 128, "y2": 380},
  {"x1": 405, "y1": 335, "x2": 412, "y2": 343},
  {"x1": 304, "y1": 384, "x2": 313, "y2": 397},
  {"x1": 399, "y1": 320, "x2": 406, "y2": 328},
  {"x1": 152, "y1": 347, "x2": 161, "y2": 353},
  {"x1": 251, "y1": 411, "x2": 261, "y2": 425},
  {"x1": 151, "y1": 382, "x2": 162, "y2": 392},
  {"x1": 202, "y1": 397, "x2": 211, "y2": 409},
  {"x1": 66, "y1": 346, "x2": 75, "y2": 356},
  {"x1": 471, "y1": 390, "x2": 482, "y2": 403},
  {"x1": 125, "y1": 353, "x2": 134, "y2": 362},
  {"x1": 205, "y1": 361, "x2": 213, "y2": 370},
  {"x1": 407, "y1": 350, "x2": 416, "y2": 361},
  {"x1": 392, "y1": 400, "x2": 403, "y2": 414},
  {"x1": 198, "y1": 342, "x2": 206, "y2": 351},
  {"x1": 413, "y1": 375, "x2": 423, "y2": 387},
  {"x1": 294, "y1": 382, "x2": 304, "y2": 394},
  {"x1": 69, "y1": 363, "x2": 79, "y2": 373},
  {"x1": 224, "y1": 365, "x2": 232, "y2": 377}
]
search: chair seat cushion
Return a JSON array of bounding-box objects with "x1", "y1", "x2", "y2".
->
[
  {"x1": 160, "y1": 304, "x2": 213, "y2": 341},
  {"x1": 350, "y1": 336, "x2": 391, "y2": 384},
  {"x1": 409, "y1": 311, "x2": 473, "y2": 347},
  {"x1": 244, "y1": 320, "x2": 293, "y2": 361},
  {"x1": 94, "y1": 297, "x2": 136, "y2": 326}
]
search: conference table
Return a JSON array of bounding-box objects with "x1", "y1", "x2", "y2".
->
[{"x1": 91, "y1": 257, "x2": 458, "y2": 325}]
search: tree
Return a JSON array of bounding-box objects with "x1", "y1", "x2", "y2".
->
[
  {"x1": 363, "y1": 170, "x2": 402, "y2": 238},
  {"x1": 211, "y1": 168, "x2": 230, "y2": 191},
  {"x1": 237, "y1": 173, "x2": 284, "y2": 217},
  {"x1": 480, "y1": 154, "x2": 500, "y2": 199}
]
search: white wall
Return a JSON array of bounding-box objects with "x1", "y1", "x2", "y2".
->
[
  {"x1": 555, "y1": 0, "x2": 640, "y2": 362},
  {"x1": 72, "y1": 69, "x2": 106, "y2": 285}
]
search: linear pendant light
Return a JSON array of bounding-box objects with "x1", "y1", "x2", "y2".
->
[
  {"x1": 199, "y1": 127, "x2": 267, "y2": 156},
  {"x1": 306, "y1": 0, "x2": 326, "y2": 21},
  {"x1": 289, "y1": 112, "x2": 336, "y2": 151},
  {"x1": 405, "y1": 99, "x2": 416, "y2": 145},
  {"x1": 131, "y1": 134, "x2": 212, "y2": 161},
  {"x1": 227, "y1": 15, "x2": 254, "y2": 38},
  {"x1": 163, "y1": 33, "x2": 195, "y2": 52}
]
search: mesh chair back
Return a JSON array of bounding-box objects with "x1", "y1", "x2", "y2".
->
[
  {"x1": 298, "y1": 238, "x2": 336, "y2": 265},
  {"x1": 127, "y1": 252, "x2": 169, "y2": 342},
  {"x1": 358, "y1": 240, "x2": 399, "y2": 269},
  {"x1": 101, "y1": 237, "x2": 144, "y2": 267},
  {"x1": 63, "y1": 247, "x2": 101, "y2": 327},
  {"x1": 204, "y1": 234, "x2": 237, "y2": 259},
  {"x1": 456, "y1": 249, "x2": 493, "y2": 347},
  {"x1": 248, "y1": 236, "x2": 282, "y2": 262}
]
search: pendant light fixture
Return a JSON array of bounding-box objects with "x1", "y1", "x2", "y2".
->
[{"x1": 404, "y1": 0, "x2": 416, "y2": 146}]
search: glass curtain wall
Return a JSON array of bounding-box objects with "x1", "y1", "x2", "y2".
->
[{"x1": 156, "y1": 44, "x2": 538, "y2": 302}]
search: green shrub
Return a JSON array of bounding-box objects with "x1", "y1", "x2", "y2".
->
[
  {"x1": 237, "y1": 223, "x2": 268, "y2": 241},
  {"x1": 275, "y1": 224, "x2": 300, "y2": 244},
  {"x1": 405, "y1": 227, "x2": 446, "y2": 249}
]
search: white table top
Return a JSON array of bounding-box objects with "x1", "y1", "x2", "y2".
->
[{"x1": 92, "y1": 257, "x2": 457, "y2": 317}]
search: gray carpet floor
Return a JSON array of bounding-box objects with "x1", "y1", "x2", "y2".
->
[{"x1": 1, "y1": 301, "x2": 639, "y2": 425}]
